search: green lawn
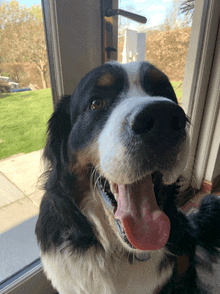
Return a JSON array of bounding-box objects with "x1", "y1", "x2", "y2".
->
[
  {"x1": 171, "y1": 81, "x2": 183, "y2": 103},
  {"x1": 0, "y1": 82, "x2": 182, "y2": 160},
  {"x1": 0, "y1": 89, "x2": 53, "y2": 159}
]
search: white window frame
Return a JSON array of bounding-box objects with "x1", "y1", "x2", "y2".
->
[
  {"x1": 1, "y1": 0, "x2": 220, "y2": 292},
  {"x1": 182, "y1": 0, "x2": 220, "y2": 189}
]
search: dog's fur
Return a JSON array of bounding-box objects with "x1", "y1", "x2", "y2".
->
[{"x1": 36, "y1": 61, "x2": 220, "y2": 294}]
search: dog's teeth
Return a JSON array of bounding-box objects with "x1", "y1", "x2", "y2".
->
[
  {"x1": 114, "y1": 193, "x2": 118, "y2": 201},
  {"x1": 110, "y1": 183, "x2": 118, "y2": 194}
]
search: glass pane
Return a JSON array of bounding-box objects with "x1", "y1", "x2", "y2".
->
[
  {"x1": 118, "y1": 0, "x2": 193, "y2": 104},
  {"x1": 0, "y1": 0, "x2": 51, "y2": 282}
]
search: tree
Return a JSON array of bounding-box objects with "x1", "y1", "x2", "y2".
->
[
  {"x1": 3, "y1": 62, "x2": 30, "y2": 86},
  {"x1": 163, "y1": 0, "x2": 192, "y2": 31},
  {"x1": 180, "y1": 0, "x2": 195, "y2": 22},
  {"x1": 20, "y1": 5, "x2": 48, "y2": 88},
  {"x1": 0, "y1": 1, "x2": 48, "y2": 88},
  {"x1": 180, "y1": 0, "x2": 195, "y2": 15}
]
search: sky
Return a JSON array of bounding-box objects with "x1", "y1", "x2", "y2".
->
[
  {"x1": 17, "y1": 0, "x2": 41, "y2": 7},
  {"x1": 16, "y1": 0, "x2": 173, "y2": 27},
  {"x1": 119, "y1": 0, "x2": 173, "y2": 27}
]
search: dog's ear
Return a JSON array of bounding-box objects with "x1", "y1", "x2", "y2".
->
[
  {"x1": 44, "y1": 95, "x2": 71, "y2": 188},
  {"x1": 37, "y1": 95, "x2": 99, "y2": 253}
]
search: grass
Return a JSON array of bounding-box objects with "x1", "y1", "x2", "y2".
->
[
  {"x1": 0, "y1": 89, "x2": 53, "y2": 159},
  {"x1": 0, "y1": 82, "x2": 183, "y2": 160},
  {"x1": 171, "y1": 81, "x2": 183, "y2": 103}
]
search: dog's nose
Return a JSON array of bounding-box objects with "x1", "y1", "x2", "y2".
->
[{"x1": 127, "y1": 100, "x2": 187, "y2": 138}]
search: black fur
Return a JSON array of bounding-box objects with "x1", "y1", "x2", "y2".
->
[
  {"x1": 36, "y1": 61, "x2": 220, "y2": 293},
  {"x1": 155, "y1": 178, "x2": 220, "y2": 293}
]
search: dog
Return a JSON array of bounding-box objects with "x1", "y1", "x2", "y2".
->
[{"x1": 36, "y1": 61, "x2": 220, "y2": 294}]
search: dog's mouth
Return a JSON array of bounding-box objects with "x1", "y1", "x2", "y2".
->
[{"x1": 97, "y1": 174, "x2": 170, "y2": 251}]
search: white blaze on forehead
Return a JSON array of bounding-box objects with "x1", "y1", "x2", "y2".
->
[
  {"x1": 121, "y1": 62, "x2": 141, "y2": 86},
  {"x1": 120, "y1": 62, "x2": 147, "y2": 98}
]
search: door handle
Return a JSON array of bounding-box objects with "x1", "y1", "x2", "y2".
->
[{"x1": 105, "y1": 9, "x2": 147, "y2": 24}]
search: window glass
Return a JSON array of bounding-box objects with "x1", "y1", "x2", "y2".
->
[
  {"x1": 118, "y1": 0, "x2": 193, "y2": 104},
  {"x1": 0, "y1": 0, "x2": 51, "y2": 245}
]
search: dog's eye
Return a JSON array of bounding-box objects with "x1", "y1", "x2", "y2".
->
[{"x1": 90, "y1": 98, "x2": 105, "y2": 110}]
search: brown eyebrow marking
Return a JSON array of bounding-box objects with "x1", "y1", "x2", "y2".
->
[
  {"x1": 97, "y1": 73, "x2": 115, "y2": 87},
  {"x1": 147, "y1": 67, "x2": 165, "y2": 84}
]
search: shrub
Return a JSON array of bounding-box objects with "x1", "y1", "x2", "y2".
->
[{"x1": 0, "y1": 81, "x2": 11, "y2": 94}]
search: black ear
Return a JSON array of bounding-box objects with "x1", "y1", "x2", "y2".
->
[
  {"x1": 44, "y1": 95, "x2": 71, "y2": 188},
  {"x1": 37, "y1": 94, "x2": 99, "y2": 253}
]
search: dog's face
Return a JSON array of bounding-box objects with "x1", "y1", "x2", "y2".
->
[{"x1": 45, "y1": 61, "x2": 189, "y2": 253}]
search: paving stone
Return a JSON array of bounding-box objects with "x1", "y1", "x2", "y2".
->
[
  {"x1": 0, "y1": 197, "x2": 39, "y2": 234},
  {"x1": 29, "y1": 189, "x2": 44, "y2": 207},
  {"x1": 0, "y1": 173, "x2": 24, "y2": 208},
  {"x1": 0, "y1": 150, "x2": 45, "y2": 196}
]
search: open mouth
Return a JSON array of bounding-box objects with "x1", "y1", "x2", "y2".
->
[{"x1": 97, "y1": 174, "x2": 171, "y2": 251}]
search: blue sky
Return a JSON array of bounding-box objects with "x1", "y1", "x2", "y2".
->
[
  {"x1": 119, "y1": 0, "x2": 173, "y2": 27},
  {"x1": 17, "y1": 0, "x2": 173, "y2": 27},
  {"x1": 17, "y1": 0, "x2": 41, "y2": 7}
]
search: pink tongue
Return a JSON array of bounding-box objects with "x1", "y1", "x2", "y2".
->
[{"x1": 115, "y1": 175, "x2": 170, "y2": 250}]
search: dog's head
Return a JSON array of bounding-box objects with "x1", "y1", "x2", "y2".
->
[{"x1": 44, "y1": 61, "x2": 189, "y2": 252}]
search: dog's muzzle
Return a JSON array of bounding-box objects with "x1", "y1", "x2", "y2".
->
[{"x1": 97, "y1": 98, "x2": 189, "y2": 251}]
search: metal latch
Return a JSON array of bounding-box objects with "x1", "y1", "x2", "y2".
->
[{"x1": 105, "y1": 9, "x2": 147, "y2": 24}]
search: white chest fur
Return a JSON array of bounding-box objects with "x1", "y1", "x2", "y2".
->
[{"x1": 41, "y1": 246, "x2": 173, "y2": 294}]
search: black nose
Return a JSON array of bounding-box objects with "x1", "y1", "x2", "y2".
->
[{"x1": 127, "y1": 100, "x2": 187, "y2": 146}]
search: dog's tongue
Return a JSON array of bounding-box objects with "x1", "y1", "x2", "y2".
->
[{"x1": 115, "y1": 175, "x2": 170, "y2": 250}]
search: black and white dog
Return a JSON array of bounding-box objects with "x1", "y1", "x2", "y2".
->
[{"x1": 36, "y1": 61, "x2": 220, "y2": 294}]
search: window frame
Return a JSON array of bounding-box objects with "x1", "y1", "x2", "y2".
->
[
  {"x1": 42, "y1": 0, "x2": 104, "y2": 107},
  {"x1": 0, "y1": 259, "x2": 55, "y2": 294},
  {"x1": 1, "y1": 0, "x2": 220, "y2": 292},
  {"x1": 181, "y1": 0, "x2": 220, "y2": 189}
]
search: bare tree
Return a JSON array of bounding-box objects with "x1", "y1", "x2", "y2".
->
[
  {"x1": 163, "y1": 0, "x2": 193, "y2": 31},
  {"x1": 4, "y1": 62, "x2": 30, "y2": 86},
  {"x1": 0, "y1": 1, "x2": 48, "y2": 88},
  {"x1": 179, "y1": 0, "x2": 195, "y2": 25},
  {"x1": 180, "y1": 0, "x2": 195, "y2": 15},
  {"x1": 163, "y1": 0, "x2": 183, "y2": 30},
  {"x1": 20, "y1": 6, "x2": 48, "y2": 88}
]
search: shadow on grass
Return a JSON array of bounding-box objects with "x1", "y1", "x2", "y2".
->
[{"x1": 0, "y1": 93, "x2": 12, "y2": 99}]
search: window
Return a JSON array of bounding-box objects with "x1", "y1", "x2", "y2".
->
[
  {"x1": 118, "y1": 0, "x2": 191, "y2": 103},
  {"x1": 181, "y1": 0, "x2": 220, "y2": 189},
  {"x1": 0, "y1": 0, "x2": 53, "y2": 292},
  {"x1": 1, "y1": 0, "x2": 220, "y2": 292}
]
